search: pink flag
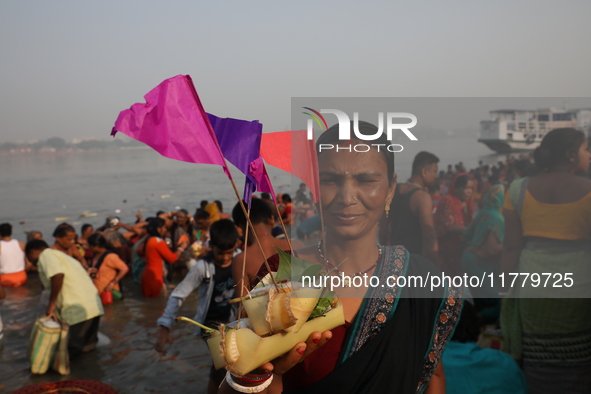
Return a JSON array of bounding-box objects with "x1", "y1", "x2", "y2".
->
[
  {"x1": 248, "y1": 157, "x2": 276, "y2": 201},
  {"x1": 111, "y1": 75, "x2": 230, "y2": 177},
  {"x1": 261, "y1": 130, "x2": 320, "y2": 203}
]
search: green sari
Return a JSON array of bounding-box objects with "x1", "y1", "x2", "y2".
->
[{"x1": 462, "y1": 184, "x2": 504, "y2": 299}]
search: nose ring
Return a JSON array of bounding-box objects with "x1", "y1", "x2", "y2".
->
[{"x1": 353, "y1": 197, "x2": 358, "y2": 203}]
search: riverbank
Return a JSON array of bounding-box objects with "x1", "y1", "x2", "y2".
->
[{"x1": 0, "y1": 275, "x2": 212, "y2": 393}]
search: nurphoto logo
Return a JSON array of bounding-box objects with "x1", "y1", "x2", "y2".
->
[{"x1": 302, "y1": 107, "x2": 418, "y2": 153}]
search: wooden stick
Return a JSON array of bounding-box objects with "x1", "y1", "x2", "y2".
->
[
  {"x1": 236, "y1": 207, "x2": 251, "y2": 328},
  {"x1": 273, "y1": 204, "x2": 293, "y2": 255},
  {"x1": 228, "y1": 178, "x2": 280, "y2": 290}
]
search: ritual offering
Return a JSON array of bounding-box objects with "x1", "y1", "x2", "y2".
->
[{"x1": 179, "y1": 248, "x2": 344, "y2": 376}]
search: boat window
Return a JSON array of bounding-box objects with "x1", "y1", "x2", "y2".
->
[
  {"x1": 507, "y1": 133, "x2": 513, "y2": 139},
  {"x1": 553, "y1": 113, "x2": 573, "y2": 121},
  {"x1": 537, "y1": 114, "x2": 549, "y2": 121}
]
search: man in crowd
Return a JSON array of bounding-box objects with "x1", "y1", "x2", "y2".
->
[
  {"x1": 0, "y1": 222, "x2": 27, "y2": 287},
  {"x1": 380, "y1": 151, "x2": 442, "y2": 266},
  {"x1": 155, "y1": 219, "x2": 239, "y2": 394},
  {"x1": 25, "y1": 239, "x2": 104, "y2": 358}
]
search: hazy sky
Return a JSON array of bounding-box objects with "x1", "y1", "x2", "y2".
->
[{"x1": 1, "y1": 0, "x2": 591, "y2": 143}]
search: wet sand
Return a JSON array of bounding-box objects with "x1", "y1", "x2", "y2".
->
[{"x1": 0, "y1": 275, "x2": 211, "y2": 393}]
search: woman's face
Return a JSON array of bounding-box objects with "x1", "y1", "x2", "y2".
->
[
  {"x1": 56, "y1": 231, "x2": 76, "y2": 249},
  {"x1": 319, "y1": 145, "x2": 395, "y2": 241},
  {"x1": 90, "y1": 244, "x2": 102, "y2": 254},
  {"x1": 574, "y1": 140, "x2": 591, "y2": 173},
  {"x1": 456, "y1": 179, "x2": 475, "y2": 202},
  {"x1": 157, "y1": 225, "x2": 167, "y2": 238},
  {"x1": 175, "y1": 212, "x2": 188, "y2": 226}
]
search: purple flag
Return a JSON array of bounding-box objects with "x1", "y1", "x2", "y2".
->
[
  {"x1": 112, "y1": 75, "x2": 230, "y2": 176},
  {"x1": 207, "y1": 113, "x2": 264, "y2": 204}
]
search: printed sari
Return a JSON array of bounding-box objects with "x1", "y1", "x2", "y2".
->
[{"x1": 259, "y1": 246, "x2": 463, "y2": 394}]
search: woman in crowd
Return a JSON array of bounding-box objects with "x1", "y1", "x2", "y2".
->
[
  {"x1": 51, "y1": 222, "x2": 89, "y2": 269},
  {"x1": 434, "y1": 173, "x2": 475, "y2": 276},
  {"x1": 78, "y1": 224, "x2": 94, "y2": 261},
  {"x1": 140, "y1": 218, "x2": 188, "y2": 298},
  {"x1": 501, "y1": 128, "x2": 591, "y2": 393},
  {"x1": 462, "y1": 184, "x2": 505, "y2": 290},
  {"x1": 461, "y1": 184, "x2": 504, "y2": 321},
  {"x1": 87, "y1": 233, "x2": 129, "y2": 299},
  {"x1": 221, "y1": 122, "x2": 462, "y2": 394}
]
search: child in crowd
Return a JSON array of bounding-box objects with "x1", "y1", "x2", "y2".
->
[{"x1": 155, "y1": 219, "x2": 239, "y2": 394}]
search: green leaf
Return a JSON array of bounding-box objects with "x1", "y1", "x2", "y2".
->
[
  {"x1": 308, "y1": 291, "x2": 336, "y2": 320},
  {"x1": 300, "y1": 264, "x2": 325, "y2": 282},
  {"x1": 274, "y1": 246, "x2": 324, "y2": 283}
]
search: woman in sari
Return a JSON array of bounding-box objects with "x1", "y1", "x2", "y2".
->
[
  {"x1": 221, "y1": 122, "x2": 462, "y2": 394},
  {"x1": 140, "y1": 218, "x2": 188, "y2": 298},
  {"x1": 461, "y1": 184, "x2": 504, "y2": 322},
  {"x1": 501, "y1": 128, "x2": 591, "y2": 393},
  {"x1": 434, "y1": 173, "x2": 475, "y2": 276}
]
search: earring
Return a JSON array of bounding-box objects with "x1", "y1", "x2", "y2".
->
[{"x1": 385, "y1": 201, "x2": 391, "y2": 218}]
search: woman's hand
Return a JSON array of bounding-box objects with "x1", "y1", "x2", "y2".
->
[
  {"x1": 105, "y1": 280, "x2": 116, "y2": 292},
  {"x1": 258, "y1": 330, "x2": 333, "y2": 375},
  {"x1": 87, "y1": 267, "x2": 98, "y2": 278}
]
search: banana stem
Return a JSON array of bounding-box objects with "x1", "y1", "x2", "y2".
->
[{"x1": 175, "y1": 316, "x2": 215, "y2": 332}]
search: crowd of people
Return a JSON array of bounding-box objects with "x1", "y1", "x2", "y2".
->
[{"x1": 1, "y1": 126, "x2": 590, "y2": 393}]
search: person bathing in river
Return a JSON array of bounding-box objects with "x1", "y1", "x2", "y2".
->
[
  {"x1": 140, "y1": 217, "x2": 188, "y2": 298},
  {"x1": 87, "y1": 233, "x2": 129, "y2": 299},
  {"x1": 155, "y1": 219, "x2": 239, "y2": 394},
  {"x1": 26, "y1": 239, "x2": 104, "y2": 359},
  {"x1": 52, "y1": 222, "x2": 89, "y2": 269},
  {"x1": 0, "y1": 222, "x2": 27, "y2": 287}
]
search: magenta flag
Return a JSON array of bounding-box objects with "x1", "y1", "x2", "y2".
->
[
  {"x1": 246, "y1": 157, "x2": 276, "y2": 202},
  {"x1": 111, "y1": 75, "x2": 230, "y2": 177}
]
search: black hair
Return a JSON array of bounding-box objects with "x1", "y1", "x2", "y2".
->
[
  {"x1": 177, "y1": 209, "x2": 189, "y2": 216},
  {"x1": 261, "y1": 192, "x2": 271, "y2": 200},
  {"x1": 514, "y1": 159, "x2": 535, "y2": 178},
  {"x1": 88, "y1": 233, "x2": 109, "y2": 249},
  {"x1": 200, "y1": 200, "x2": 209, "y2": 210},
  {"x1": 81, "y1": 223, "x2": 93, "y2": 234},
  {"x1": 0, "y1": 223, "x2": 12, "y2": 237},
  {"x1": 454, "y1": 174, "x2": 472, "y2": 190},
  {"x1": 194, "y1": 208, "x2": 210, "y2": 220},
  {"x1": 25, "y1": 239, "x2": 49, "y2": 255},
  {"x1": 26, "y1": 231, "x2": 43, "y2": 242},
  {"x1": 156, "y1": 210, "x2": 165, "y2": 216},
  {"x1": 533, "y1": 128, "x2": 586, "y2": 171},
  {"x1": 450, "y1": 301, "x2": 480, "y2": 343},
  {"x1": 146, "y1": 217, "x2": 166, "y2": 238},
  {"x1": 209, "y1": 219, "x2": 238, "y2": 250},
  {"x1": 215, "y1": 200, "x2": 224, "y2": 212},
  {"x1": 52, "y1": 222, "x2": 76, "y2": 238},
  {"x1": 316, "y1": 121, "x2": 395, "y2": 182},
  {"x1": 232, "y1": 199, "x2": 273, "y2": 229},
  {"x1": 282, "y1": 194, "x2": 292, "y2": 203},
  {"x1": 411, "y1": 151, "x2": 439, "y2": 176}
]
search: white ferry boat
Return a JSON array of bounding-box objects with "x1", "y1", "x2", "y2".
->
[{"x1": 479, "y1": 108, "x2": 591, "y2": 152}]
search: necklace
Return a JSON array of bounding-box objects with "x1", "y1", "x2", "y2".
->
[
  {"x1": 317, "y1": 241, "x2": 382, "y2": 287},
  {"x1": 407, "y1": 181, "x2": 424, "y2": 189}
]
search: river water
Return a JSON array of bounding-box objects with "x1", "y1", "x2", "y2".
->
[{"x1": 0, "y1": 138, "x2": 505, "y2": 393}]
